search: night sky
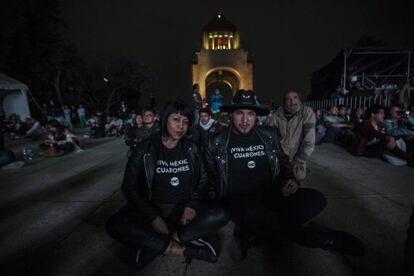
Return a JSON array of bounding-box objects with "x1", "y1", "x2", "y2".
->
[{"x1": 62, "y1": 0, "x2": 414, "y2": 105}]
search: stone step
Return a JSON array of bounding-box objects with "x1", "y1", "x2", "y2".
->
[
  {"x1": 0, "y1": 138, "x2": 126, "y2": 208},
  {"x1": 0, "y1": 139, "x2": 127, "y2": 275}
]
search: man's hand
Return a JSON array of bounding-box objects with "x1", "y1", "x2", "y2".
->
[
  {"x1": 293, "y1": 160, "x2": 305, "y2": 176},
  {"x1": 281, "y1": 178, "x2": 299, "y2": 197},
  {"x1": 151, "y1": 216, "x2": 169, "y2": 235},
  {"x1": 180, "y1": 207, "x2": 197, "y2": 225}
]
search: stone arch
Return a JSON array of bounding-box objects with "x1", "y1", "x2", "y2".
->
[{"x1": 205, "y1": 68, "x2": 240, "y2": 105}]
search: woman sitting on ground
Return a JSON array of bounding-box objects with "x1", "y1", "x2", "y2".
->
[
  {"x1": 39, "y1": 119, "x2": 75, "y2": 156},
  {"x1": 106, "y1": 100, "x2": 228, "y2": 269}
]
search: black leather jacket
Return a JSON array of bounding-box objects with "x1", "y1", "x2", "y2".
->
[
  {"x1": 121, "y1": 132, "x2": 207, "y2": 222},
  {"x1": 205, "y1": 126, "x2": 294, "y2": 198}
]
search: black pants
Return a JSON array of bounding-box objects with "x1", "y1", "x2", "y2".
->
[
  {"x1": 224, "y1": 188, "x2": 327, "y2": 247},
  {"x1": 404, "y1": 205, "x2": 414, "y2": 275},
  {"x1": 106, "y1": 204, "x2": 228, "y2": 255},
  {"x1": 365, "y1": 139, "x2": 388, "y2": 158}
]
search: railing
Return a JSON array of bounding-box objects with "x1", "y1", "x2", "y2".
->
[{"x1": 305, "y1": 94, "x2": 393, "y2": 112}]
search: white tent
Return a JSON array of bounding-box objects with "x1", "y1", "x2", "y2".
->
[{"x1": 0, "y1": 73, "x2": 31, "y2": 120}]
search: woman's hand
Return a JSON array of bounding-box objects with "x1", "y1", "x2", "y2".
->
[
  {"x1": 151, "y1": 216, "x2": 169, "y2": 235},
  {"x1": 180, "y1": 207, "x2": 197, "y2": 225}
]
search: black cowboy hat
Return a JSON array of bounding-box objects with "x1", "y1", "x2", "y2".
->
[{"x1": 220, "y1": 90, "x2": 269, "y2": 116}]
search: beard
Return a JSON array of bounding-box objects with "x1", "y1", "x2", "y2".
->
[{"x1": 285, "y1": 104, "x2": 301, "y2": 114}]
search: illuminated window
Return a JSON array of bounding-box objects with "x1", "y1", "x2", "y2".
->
[{"x1": 206, "y1": 32, "x2": 236, "y2": 50}]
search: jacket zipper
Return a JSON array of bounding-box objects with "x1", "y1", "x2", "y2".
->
[
  {"x1": 256, "y1": 129, "x2": 278, "y2": 182},
  {"x1": 143, "y1": 153, "x2": 152, "y2": 200},
  {"x1": 187, "y1": 145, "x2": 195, "y2": 195}
]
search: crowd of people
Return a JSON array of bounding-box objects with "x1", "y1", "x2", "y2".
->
[
  {"x1": 3, "y1": 100, "x2": 157, "y2": 158},
  {"x1": 3, "y1": 86, "x2": 414, "y2": 273},
  {"x1": 106, "y1": 89, "x2": 373, "y2": 271},
  {"x1": 311, "y1": 104, "x2": 414, "y2": 166},
  {"x1": 105, "y1": 88, "x2": 414, "y2": 272}
]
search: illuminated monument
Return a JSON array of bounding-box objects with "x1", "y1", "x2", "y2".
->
[{"x1": 192, "y1": 12, "x2": 254, "y2": 102}]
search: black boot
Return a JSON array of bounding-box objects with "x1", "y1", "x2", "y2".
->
[
  {"x1": 183, "y1": 243, "x2": 218, "y2": 263},
  {"x1": 115, "y1": 247, "x2": 158, "y2": 269},
  {"x1": 290, "y1": 223, "x2": 365, "y2": 256},
  {"x1": 318, "y1": 229, "x2": 365, "y2": 256},
  {"x1": 135, "y1": 249, "x2": 158, "y2": 269},
  {"x1": 406, "y1": 152, "x2": 414, "y2": 167}
]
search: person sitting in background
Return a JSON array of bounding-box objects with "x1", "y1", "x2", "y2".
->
[
  {"x1": 195, "y1": 108, "x2": 222, "y2": 145},
  {"x1": 338, "y1": 105, "x2": 351, "y2": 122},
  {"x1": 384, "y1": 105, "x2": 414, "y2": 165},
  {"x1": 408, "y1": 106, "x2": 414, "y2": 130},
  {"x1": 315, "y1": 109, "x2": 326, "y2": 144},
  {"x1": 63, "y1": 127, "x2": 83, "y2": 152},
  {"x1": 105, "y1": 116, "x2": 124, "y2": 136},
  {"x1": 355, "y1": 105, "x2": 413, "y2": 167},
  {"x1": 217, "y1": 111, "x2": 231, "y2": 127},
  {"x1": 126, "y1": 111, "x2": 137, "y2": 128},
  {"x1": 24, "y1": 117, "x2": 43, "y2": 140},
  {"x1": 125, "y1": 114, "x2": 144, "y2": 147},
  {"x1": 347, "y1": 108, "x2": 352, "y2": 120},
  {"x1": 6, "y1": 114, "x2": 26, "y2": 139},
  {"x1": 351, "y1": 108, "x2": 365, "y2": 132},
  {"x1": 89, "y1": 115, "x2": 105, "y2": 138},
  {"x1": 323, "y1": 106, "x2": 353, "y2": 143},
  {"x1": 139, "y1": 107, "x2": 160, "y2": 141},
  {"x1": 384, "y1": 105, "x2": 414, "y2": 137},
  {"x1": 39, "y1": 119, "x2": 75, "y2": 156}
]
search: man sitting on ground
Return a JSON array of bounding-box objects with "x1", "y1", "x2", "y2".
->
[
  {"x1": 268, "y1": 90, "x2": 315, "y2": 181},
  {"x1": 206, "y1": 89, "x2": 365, "y2": 261}
]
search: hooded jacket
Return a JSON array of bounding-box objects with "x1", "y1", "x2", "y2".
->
[{"x1": 268, "y1": 105, "x2": 316, "y2": 162}]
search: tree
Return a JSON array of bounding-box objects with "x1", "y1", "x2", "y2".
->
[
  {"x1": 4, "y1": 0, "x2": 69, "y2": 105},
  {"x1": 82, "y1": 55, "x2": 156, "y2": 113}
]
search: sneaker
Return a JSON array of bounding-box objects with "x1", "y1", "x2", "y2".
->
[
  {"x1": 184, "y1": 243, "x2": 218, "y2": 263},
  {"x1": 321, "y1": 230, "x2": 365, "y2": 256},
  {"x1": 135, "y1": 249, "x2": 158, "y2": 269},
  {"x1": 189, "y1": 238, "x2": 217, "y2": 257}
]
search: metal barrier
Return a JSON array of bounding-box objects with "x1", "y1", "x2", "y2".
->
[{"x1": 306, "y1": 94, "x2": 393, "y2": 112}]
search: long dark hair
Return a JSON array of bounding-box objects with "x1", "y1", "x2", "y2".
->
[{"x1": 160, "y1": 100, "x2": 193, "y2": 138}]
